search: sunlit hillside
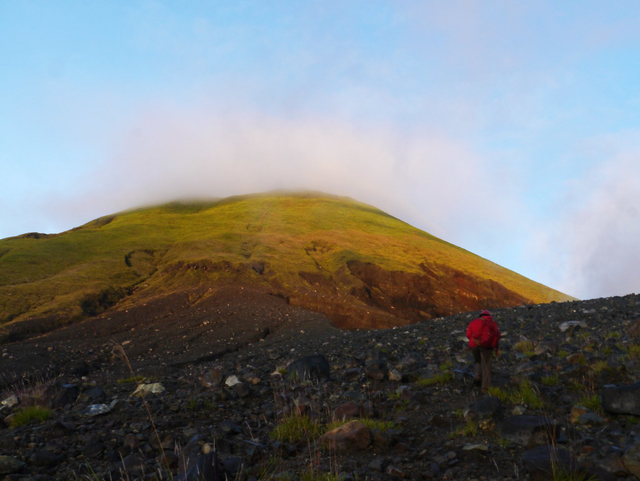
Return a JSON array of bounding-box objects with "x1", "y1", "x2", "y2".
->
[{"x1": 0, "y1": 192, "x2": 574, "y2": 340}]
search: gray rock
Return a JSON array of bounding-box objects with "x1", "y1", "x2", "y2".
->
[
  {"x1": 464, "y1": 395, "x2": 503, "y2": 421},
  {"x1": 80, "y1": 386, "x2": 107, "y2": 404},
  {"x1": 177, "y1": 451, "x2": 221, "y2": 481},
  {"x1": 602, "y1": 382, "x2": 640, "y2": 415},
  {"x1": 0, "y1": 455, "x2": 25, "y2": 474},
  {"x1": 286, "y1": 354, "x2": 331, "y2": 381},
  {"x1": 30, "y1": 449, "x2": 61, "y2": 467},
  {"x1": 51, "y1": 383, "x2": 79, "y2": 409},
  {"x1": 365, "y1": 360, "x2": 388, "y2": 380},
  {"x1": 623, "y1": 437, "x2": 640, "y2": 477},
  {"x1": 522, "y1": 445, "x2": 577, "y2": 479},
  {"x1": 497, "y1": 415, "x2": 557, "y2": 447}
]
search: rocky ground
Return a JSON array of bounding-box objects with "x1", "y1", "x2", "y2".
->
[{"x1": 2, "y1": 291, "x2": 640, "y2": 480}]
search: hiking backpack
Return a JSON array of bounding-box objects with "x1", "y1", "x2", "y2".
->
[{"x1": 477, "y1": 317, "x2": 498, "y2": 348}]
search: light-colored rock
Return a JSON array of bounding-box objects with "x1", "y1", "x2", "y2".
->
[
  {"x1": 132, "y1": 383, "x2": 165, "y2": 397},
  {"x1": 0, "y1": 394, "x2": 19, "y2": 410},
  {"x1": 559, "y1": 321, "x2": 587, "y2": 332},
  {"x1": 225, "y1": 375, "x2": 241, "y2": 387}
]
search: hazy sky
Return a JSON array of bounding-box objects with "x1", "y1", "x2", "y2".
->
[{"x1": 2, "y1": 1, "x2": 640, "y2": 300}]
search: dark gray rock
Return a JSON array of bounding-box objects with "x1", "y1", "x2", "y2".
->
[
  {"x1": 365, "y1": 360, "x2": 388, "y2": 380},
  {"x1": 522, "y1": 445, "x2": 577, "y2": 480},
  {"x1": 286, "y1": 354, "x2": 331, "y2": 381},
  {"x1": 51, "y1": 383, "x2": 79, "y2": 409},
  {"x1": 29, "y1": 449, "x2": 61, "y2": 468},
  {"x1": 0, "y1": 455, "x2": 25, "y2": 475},
  {"x1": 497, "y1": 415, "x2": 557, "y2": 447},
  {"x1": 80, "y1": 386, "x2": 107, "y2": 404},
  {"x1": 82, "y1": 441, "x2": 104, "y2": 458},
  {"x1": 464, "y1": 395, "x2": 503, "y2": 421},
  {"x1": 177, "y1": 451, "x2": 221, "y2": 481},
  {"x1": 602, "y1": 381, "x2": 640, "y2": 415}
]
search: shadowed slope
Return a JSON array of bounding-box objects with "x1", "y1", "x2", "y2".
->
[{"x1": 0, "y1": 192, "x2": 573, "y2": 341}]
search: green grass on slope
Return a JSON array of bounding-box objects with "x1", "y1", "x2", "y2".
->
[{"x1": 0, "y1": 192, "x2": 573, "y2": 327}]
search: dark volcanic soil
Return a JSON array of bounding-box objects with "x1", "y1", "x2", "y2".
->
[{"x1": 1, "y1": 291, "x2": 640, "y2": 481}]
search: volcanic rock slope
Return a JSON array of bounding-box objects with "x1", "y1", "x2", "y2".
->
[
  {"x1": 2, "y1": 294, "x2": 640, "y2": 480},
  {"x1": 0, "y1": 192, "x2": 572, "y2": 343}
]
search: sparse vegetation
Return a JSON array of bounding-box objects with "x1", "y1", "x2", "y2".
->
[
  {"x1": 513, "y1": 340, "x2": 535, "y2": 356},
  {"x1": 579, "y1": 394, "x2": 604, "y2": 416},
  {"x1": 487, "y1": 380, "x2": 543, "y2": 409},
  {"x1": 625, "y1": 344, "x2": 640, "y2": 360},
  {"x1": 415, "y1": 371, "x2": 454, "y2": 387},
  {"x1": 541, "y1": 375, "x2": 560, "y2": 386},
  {"x1": 590, "y1": 360, "x2": 610, "y2": 374},
  {"x1": 271, "y1": 414, "x2": 324, "y2": 443},
  {"x1": 9, "y1": 405, "x2": 52, "y2": 427},
  {"x1": 449, "y1": 418, "x2": 478, "y2": 438},
  {"x1": 326, "y1": 418, "x2": 397, "y2": 433}
]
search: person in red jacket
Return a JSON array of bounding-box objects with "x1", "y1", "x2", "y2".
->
[{"x1": 466, "y1": 310, "x2": 501, "y2": 392}]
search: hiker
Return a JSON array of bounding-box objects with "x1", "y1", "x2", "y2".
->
[{"x1": 466, "y1": 310, "x2": 501, "y2": 392}]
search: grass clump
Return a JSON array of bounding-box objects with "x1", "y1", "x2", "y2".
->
[
  {"x1": 486, "y1": 386, "x2": 509, "y2": 403},
  {"x1": 487, "y1": 380, "x2": 543, "y2": 409},
  {"x1": 579, "y1": 394, "x2": 604, "y2": 416},
  {"x1": 513, "y1": 340, "x2": 535, "y2": 356},
  {"x1": 510, "y1": 379, "x2": 544, "y2": 409},
  {"x1": 415, "y1": 371, "x2": 454, "y2": 387},
  {"x1": 625, "y1": 344, "x2": 640, "y2": 360},
  {"x1": 591, "y1": 360, "x2": 611, "y2": 374},
  {"x1": 9, "y1": 405, "x2": 52, "y2": 428},
  {"x1": 541, "y1": 375, "x2": 560, "y2": 386},
  {"x1": 415, "y1": 362, "x2": 454, "y2": 387},
  {"x1": 448, "y1": 418, "x2": 478, "y2": 439},
  {"x1": 271, "y1": 415, "x2": 324, "y2": 443},
  {"x1": 551, "y1": 463, "x2": 597, "y2": 481},
  {"x1": 327, "y1": 417, "x2": 397, "y2": 433}
]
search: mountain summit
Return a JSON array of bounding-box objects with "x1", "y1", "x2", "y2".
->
[{"x1": 0, "y1": 192, "x2": 572, "y2": 342}]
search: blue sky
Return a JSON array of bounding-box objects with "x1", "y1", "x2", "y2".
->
[{"x1": 2, "y1": 1, "x2": 640, "y2": 300}]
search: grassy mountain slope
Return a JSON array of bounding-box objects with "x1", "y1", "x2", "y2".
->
[{"x1": 0, "y1": 192, "x2": 574, "y2": 340}]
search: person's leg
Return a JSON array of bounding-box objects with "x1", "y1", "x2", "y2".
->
[
  {"x1": 480, "y1": 348, "x2": 494, "y2": 392},
  {"x1": 471, "y1": 347, "x2": 482, "y2": 385}
]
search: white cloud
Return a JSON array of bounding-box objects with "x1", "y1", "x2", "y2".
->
[
  {"x1": 39, "y1": 105, "x2": 519, "y2": 251},
  {"x1": 540, "y1": 136, "x2": 640, "y2": 298}
]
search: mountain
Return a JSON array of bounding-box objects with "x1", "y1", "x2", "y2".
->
[{"x1": 0, "y1": 192, "x2": 573, "y2": 342}]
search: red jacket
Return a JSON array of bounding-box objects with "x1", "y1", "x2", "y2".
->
[{"x1": 467, "y1": 313, "x2": 500, "y2": 349}]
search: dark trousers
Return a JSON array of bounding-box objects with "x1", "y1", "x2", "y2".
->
[{"x1": 471, "y1": 346, "x2": 494, "y2": 391}]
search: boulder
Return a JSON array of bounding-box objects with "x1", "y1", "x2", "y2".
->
[
  {"x1": 623, "y1": 437, "x2": 640, "y2": 477},
  {"x1": 522, "y1": 445, "x2": 577, "y2": 480},
  {"x1": 318, "y1": 420, "x2": 371, "y2": 452},
  {"x1": 0, "y1": 455, "x2": 25, "y2": 475},
  {"x1": 176, "y1": 451, "x2": 222, "y2": 481},
  {"x1": 365, "y1": 360, "x2": 388, "y2": 380},
  {"x1": 286, "y1": 354, "x2": 331, "y2": 381},
  {"x1": 332, "y1": 401, "x2": 361, "y2": 421},
  {"x1": 80, "y1": 386, "x2": 107, "y2": 404},
  {"x1": 464, "y1": 395, "x2": 503, "y2": 422},
  {"x1": 497, "y1": 415, "x2": 557, "y2": 447},
  {"x1": 51, "y1": 383, "x2": 80, "y2": 409},
  {"x1": 602, "y1": 382, "x2": 640, "y2": 415}
]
